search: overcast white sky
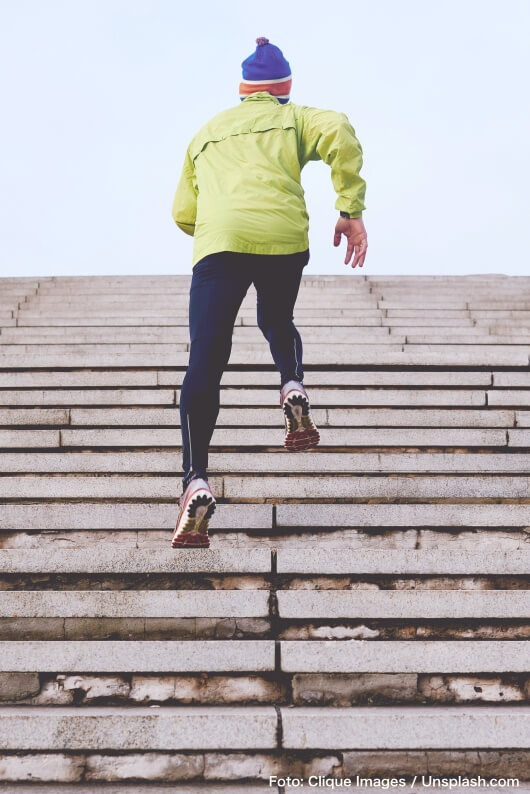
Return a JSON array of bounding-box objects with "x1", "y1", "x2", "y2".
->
[{"x1": 1, "y1": 0, "x2": 529, "y2": 277}]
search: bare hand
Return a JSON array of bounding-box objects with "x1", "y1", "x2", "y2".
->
[{"x1": 333, "y1": 216, "x2": 368, "y2": 268}]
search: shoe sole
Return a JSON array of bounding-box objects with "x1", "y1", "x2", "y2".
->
[
  {"x1": 172, "y1": 488, "x2": 216, "y2": 548},
  {"x1": 282, "y1": 390, "x2": 320, "y2": 452}
]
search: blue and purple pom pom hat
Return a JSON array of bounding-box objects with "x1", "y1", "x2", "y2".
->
[{"x1": 240, "y1": 37, "x2": 292, "y2": 104}]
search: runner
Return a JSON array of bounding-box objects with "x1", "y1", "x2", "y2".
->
[{"x1": 171, "y1": 37, "x2": 367, "y2": 548}]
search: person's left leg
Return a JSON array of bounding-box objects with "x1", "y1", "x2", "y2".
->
[
  {"x1": 180, "y1": 252, "x2": 253, "y2": 488},
  {"x1": 253, "y1": 249, "x2": 310, "y2": 387}
]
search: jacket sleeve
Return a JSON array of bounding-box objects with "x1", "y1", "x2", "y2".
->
[
  {"x1": 171, "y1": 148, "x2": 198, "y2": 236},
  {"x1": 298, "y1": 106, "x2": 366, "y2": 218}
]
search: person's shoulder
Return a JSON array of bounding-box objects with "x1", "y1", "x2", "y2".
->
[{"x1": 194, "y1": 103, "x2": 244, "y2": 134}]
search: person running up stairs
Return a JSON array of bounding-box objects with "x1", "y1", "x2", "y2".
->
[{"x1": 171, "y1": 36, "x2": 368, "y2": 548}]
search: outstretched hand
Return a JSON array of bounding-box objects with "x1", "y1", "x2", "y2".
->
[{"x1": 333, "y1": 216, "x2": 368, "y2": 268}]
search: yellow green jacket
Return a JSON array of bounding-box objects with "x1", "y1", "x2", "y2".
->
[{"x1": 172, "y1": 92, "x2": 366, "y2": 266}]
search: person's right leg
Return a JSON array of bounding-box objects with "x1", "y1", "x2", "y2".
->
[{"x1": 179, "y1": 252, "x2": 252, "y2": 490}]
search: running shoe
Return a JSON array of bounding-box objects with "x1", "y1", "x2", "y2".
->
[
  {"x1": 171, "y1": 476, "x2": 216, "y2": 548},
  {"x1": 280, "y1": 379, "x2": 320, "y2": 452}
]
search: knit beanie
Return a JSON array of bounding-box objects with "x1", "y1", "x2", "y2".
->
[{"x1": 240, "y1": 37, "x2": 292, "y2": 104}]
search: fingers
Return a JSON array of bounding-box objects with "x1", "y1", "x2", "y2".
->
[
  {"x1": 344, "y1": 237, "x2": 355, "y2": 265},
  {"x1": 351, "y1": 238, "x2": 368, "y2": 268},
  {"x1": 336, "y1": 228, "x2": 368, "y2": 268}
]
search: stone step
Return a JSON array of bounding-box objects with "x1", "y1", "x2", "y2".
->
[
  {"x1": 0, "y1": 591, "x2": 269, "y2": 618},
  {"x1": 0, "y1": 429, "x2": 60, "y2": 447},
  {"x1": 0, "y1": 706, "x2": 277, "y2": 750},
  {"x1": 98, "y1": 392, "x2": 486, "y2": 408},
  {"x1": 0, "y1": 389, "x2": 500, "y2": 407},
  {"x1": 2, "y1": 474, "x2": 528, "y2": 500},
  {"x1": 3, "y1": 426, "x2": 514, "y2": 448},
  {"x1": 276, "y1": 548, "x2": 530, "y2": 574},
  {"x1": 392, "y1": 326, "x2": 485, "y2": 335},
  {"x1": 223, "y1": 475, "x2": 529, "y2": 499},
  {"x1": 0, "y1": 640, "x2": 526, "y2": 674},
  {"x1": 387, "y1": 317, "x2": 475, "y2": 325},
  {"x1": 0, "y1": 344, "x2": 412, "y2": 359},
  {"x1": 382, "y1": 301, "x2": 530, "y2": 310},
  {"x1": 276, "y1": 590, "x2": 530, "y2": 619},
  {"x1": 5, "y1": 528, "x2": 524, "y2": 551},
  {"x1": 60, "y1": 409, "x2": 522, "y2": 427},
  {"x1": 0, "y1": 370, "x2": 497, "y2": 387},
  {"x1": 2, "y1": 451, "x2": 529, "y2": 474},
  {"x1": 490, "y1": 391, "x2": 530, "y2": 405},
  {"x1": 0, "y1": 548, "x2": 271, "y2": 573},
  {"x1": 0, "y1": 705, "x2": 526, "y2": 751},
  {"x1": 0, "y1": 641, "x2": 275, "y2": 672},
  {"x1": 406, "y1": 336, "x2": 530, "y2": 345},
  {"x1": 0, "y1": 409, "x2": 69, "y2": 424},
  {"x1": 14, "y1": 313, "x2": 243, "y2": 324},
  {"x1": 406, "y1": 344, "x2": 530, "y2": 356},
  {"x1": 16, "y1": 299, "x2": 380, "y2": 311},
  {"x1": 1, "y1": 547, "x2": 527, "y2": 574},
  {"x1": 280, "y1": 706, "x2": 530, "y2": 749},
  {"x1": 0, "y1": 406, "x2": 514, "y2": 426},
  {"x1": 509, "y1": 429, "x2": 530, "y2": 445},
  {"x1": 57, "y1": 427, "x2": 510, "y2": 447},
  {"x1": 280, "y1": 641, "x2": 529, "y2": 673},
  {"x1": 0, "y1": 390, "x2": 176, "y2": 406},
  {"x1": 1, "y1": 352, "x2": 527, "y2": 366},
  {"x1": 0, "y1": 371, "x2": 159, "y2": 387},
  {"x1": 2, "y1": 502, "x2": 528, "y2": 530},
  {"x1": 15, "y1": 315, "x2": 401, "y2": 327},
  {"x1": 387, "y1": 309, "x2": 472, "y2": 317},
  {"x1": 488, "y1": 327, "x2": 530, "y2": 335},
  {"x1": 494, "y1": 372, "x2": 530, "y2": 386},
  {"x1": 473, "y1": 309, "x2": 530, "y2": 317},
  {"x1": 2, "y1": 328, "x2": 402, "y2": 343},
  {"x1": 0, "y1": 503, "x2": 271, "y2": 530},
  {"x1": 14, "y1": 306, "x2": 382, "y2": 318},
  {"x1": 9, "y1": 332, "x2": 530, "y2": 346},
  {"x1": 275, "y1": 503, "x2": 530, "y2": 527}
]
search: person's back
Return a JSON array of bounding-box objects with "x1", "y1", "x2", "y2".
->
[
  {"x1": 170, "y1": 37, "x2": 368, "y2": 549},
  {"x1": 172, "y1": 39, "x2": 367, "y2": 267}
]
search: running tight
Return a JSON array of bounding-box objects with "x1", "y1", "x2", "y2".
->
[{"x1": 179, "y1": 249, "x2": 309, "y2": 487}]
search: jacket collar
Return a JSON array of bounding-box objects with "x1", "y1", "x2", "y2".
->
[{"x1": 241, "y1": 91, "x2": 282, "y2": 104}]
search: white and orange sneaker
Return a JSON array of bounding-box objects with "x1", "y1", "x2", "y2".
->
[
  {"x1": 171, "y1": 476, "x2": 216, "y2": 549},
  {"x1": 280, "y1": 380, "x2": 320, "y2": 452}
]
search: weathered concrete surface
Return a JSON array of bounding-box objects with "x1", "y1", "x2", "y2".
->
[
  {"x1": 57, "y1": 426, "x2": 510, "y2": 446},
  {"x1": 280, "y1": 641, "x2": 530, "y2": 673},
  {"x1": 1, "y1": 274, "x2": 530, "y2": 780},
  {"x1": 0, "y1": 503, "x2": 272, "y2": 530},
  {"x1": 0, "y1": 706, "x2": 277, "y2": 750},
  {"x1": 3, "y1": 474, "x2": 529, "y2": 499},
  {"x1": 0, "y1": 591, "x2": 270, "y2": 618},
  {"x1": 0, "y1": 672, "x2": 40, "y2": 701},
  {"x1": 0, "y1": 641, "x2": 275, "y2": 672},
  {"x1": 277, "y1": 549, "x2": 530, "y2": 574},
  {"x1": 281, "y1": 706, "x2": 530, "y2": 749},
  {"x1": 0, "y1": 548, "x2": 271, "y2": 573},
  {"x1": 277, "y1": 590, "x2": 530, "y2": 619},
  {"x1": 2, "y1": 450, "x2": 529, "y2": 473},
  {"x1": 276, "y1": 503, "x2": 530, "y2": 527}
]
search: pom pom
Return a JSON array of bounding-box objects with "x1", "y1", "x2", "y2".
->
[{"x1": 256, "y1": 37, "x2": 269, "y2": 46}]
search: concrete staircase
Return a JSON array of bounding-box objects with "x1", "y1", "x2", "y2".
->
[{"x1": 0, "y1": 273, "x2": 529, "y2": 790}]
